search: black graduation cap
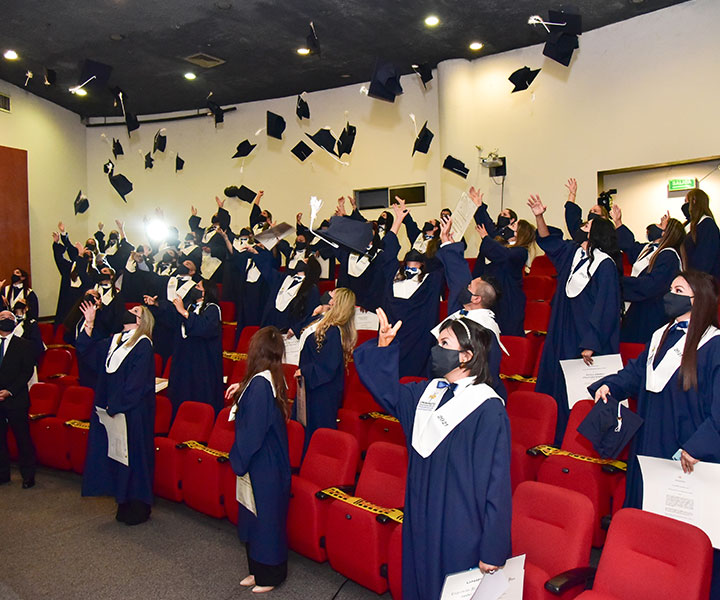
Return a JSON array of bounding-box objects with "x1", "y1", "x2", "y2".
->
[
  {"x1": 413, "y1": 63, "x2": 433, "y2": 88},
  {"x1": 306, "y1": 22, "x2": 320, "y2": 55},
  {"x1": 79, "y1": 59, "x2": 113, "y2": 89},
  {"x1": 337, "y1": 122, "x2": 357, "y2": 158},
  {"x1": 74, "y1": 190, "x2": 89, "y2": 215},
  {"x1": 232, "y1": 140, "x2": 257, "y2": 159},
  {"x1": 296, "y1": 94, "x2": 310, "y2": 120},
  {"x1": 207, "y1": 98, "x2": 225, "y2": 125},
  {"x1": 291, "y1": 140, "x2": 313, "y2": 162},
  {"x1": 443, "y1": 155, "x2": 469, "y2": 178},
  {"x1": 125, "y1": 111, "x2": 140, "y2": 134},
  {"x1": 509, "y1": 66, "x2": 541, "y2": 93},
  {"x1": 413, "y1": 121, "x2": 434, "y2": 155},
  {"x1": 153, "y1": 129, "x2": 167, "y2": 153},
  {"x1": 237, "y1": 185, "x2": 256, "y2": 203},
  {"x1": 176, "y1": 155, "x2": 185, "y2": 172},
  {"x1": 576, "y1": 396, "x2": 643, "y2": 459},
  {"x1": 368, "y1": 60, "x2": 404, "y2": 102},
  {"x1": 106, "y1": 164, "x2": 133, "y2": 201},
  {"x1": 112, "y1": 138, "x2": 124, "y2": 159},
  {"x1": 144, "y1": 152, "x2": 154, "y2": 169},
  {"x1": 543, "y1": 8, "x2": 582, "y2": 67},
  {"x1": 306, "y1": 129, "x2": 338, "y2": 157},
  {"x1": 267, "y1": 111, "x2": 286, "y2": 140},
  {"x1": 403, "y1": 249, "x2": 426, "y2": 263},
  {"x1": 314, "y1": 216, "x2": 374, "y2": 255},
  {"x1": 111, "y1": 87, "x2": 140, "y2": 134}
]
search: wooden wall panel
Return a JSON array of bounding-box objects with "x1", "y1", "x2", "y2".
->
[{"x1": 0, "y1": 145, "x2": 30, "y2": 285}]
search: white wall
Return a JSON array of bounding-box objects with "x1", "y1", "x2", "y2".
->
[
  {"x1": 0, "y1": 79, "x2": 87, "y2": 317},
  {"x1": 437, "y1": 0, "x2": 720, "y2": 256}
]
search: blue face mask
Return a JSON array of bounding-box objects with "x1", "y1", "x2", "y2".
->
[{"x1": 405, "y1": 267, "x2": 420, "y2": 278}]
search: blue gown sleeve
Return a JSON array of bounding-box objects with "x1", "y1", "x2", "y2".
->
[
  {"x1": 578, "y1": 260, "x2": 621, "y2": 353},
  {"x1": 402, "y1": 213, "x2": 421, "y2": 245},
  {"x1": 377, "y1": 232, "x2": 401, "y2": 284},
  {"x1": 249, "y1": 204, "x2": 264, "y2": 229},
  {"x1": 686, "y1": 219, "x2": 720, "y2": 274},
  {"x1": 436, "y1": 242, "x2": 471, "y2": 314},
  {"x1": 150, "y1": 300, "x2": 180, "y2": 328},
  {"x1": 229, "y1": 378, "x2": 274, "y2": 476},
  {"x1": 230, "y1": 248, "x2": 250, "y2": 273},
  {"x1": 682, "y1": 354, "x2": 720, "y2": 461},
  {"x1": 301, "y1": 327, "x2": 344, "y2": 388},
  {"x1": 53, "y1": 242, "x2": 71, "y2": 277},
  {"x1": 473, "y1": 204, "x2": 498, "y2": 237},
  {"x1": 586, "y1": 347, "x2": 649, "y2": 399},
  {"x1": 184, "y1": 304, "x2": 222, "y2": 339},
  {"x1": 349, "y1": 208, "x2": 367, "y2": 223},
  {"x1": 565, "y1": 202, "x2": 582, "y2": 239},
  {"x1": 622, "y1": 251, "x2": 679, "y2": 302},
  {"x1": 62, "y1": 233, "x2": 78, "y2": 261},
  {"x1": 480, "y1": 238, "x2": 528, "y2": 268},
  {"x1": 536, "y1": 234, "x2": 576, "y2": 272},
  {"x1": 105, "y1": 338, "x2": 154, "y2": 415},
  {"x1": 75, "y1": 329, "x2": 108, "y2": 375},
  {"x1": 615, "y1": 225, "x2": 645, "y2": 263},
  {"x1": 252, "y1": 248, "x2": 281, "y2": 286}
]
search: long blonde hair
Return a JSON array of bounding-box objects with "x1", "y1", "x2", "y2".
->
[
  {"x1": 314, "y1": 288, "x2": 357, "y2": 363},
  {"x1": 128, "y1": 306, "x2": 155, "y2": 346}
]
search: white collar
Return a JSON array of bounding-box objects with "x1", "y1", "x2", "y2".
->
[
  {"x1": 431, "y1": 308, "x2": 508, "y2": 355},
  {"x1": 392, "y1": 273, "x2": 426, "y2": 299},
  {"x1": 275, "y1": 274, "x2": 304, "y2": 312},
  {"x1": 348, "y1": 253, "x2": 371, "y2": 277},
  {"x1": 229, "y1": 370, "x2": 276, "y2": 421},
  {"x1": 105, "y1": 331, "x2": 149, "y2": 373},
  {"x1": 565, "y1": 247, "x2": 611, "y2": 298}
]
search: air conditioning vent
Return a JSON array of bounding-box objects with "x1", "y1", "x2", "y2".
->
[
  {"x1": 0, "y1": 93, "x2": 10, "y2": 113},
  {"x1": 183, "y1": 53, "x2": 226, "y2": 68}
]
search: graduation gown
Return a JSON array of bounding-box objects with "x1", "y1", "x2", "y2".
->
[
  {"x1": 354, "y1": 341, "x2": 512, "y2": 600},
  {"x1": 68, "y1": 303, "x2": 123, "y2": 389},
  {"x1": 298, "y1": 325, "x2": 345, "y2": 449},
  {"x1": 153, "y1": 300, "x2": 224, "y2": 414},
  {"x1": 77, "y1": 330, "x2": 156, "y2": 505},
  {"x1": 335, "y1": 246, "x2": 385, "y2": 312},
  {"x1": 229, "y1": 375, "x2": 291, "y2": 566},
  {"x1": 52, "y1": 240, "x2": 87, "y2": 327},
  {"x1": 228, "y1": 249, "x2": 269, "y2": 341},
  {"x1": 3, "y1": 285, "x2": 39, "y2": 322},
  {"x1": 379, "y1": 232, "x2": 444, "y2": 377},
  {"x1": 535, "y1": 235, "x2": 621, "y2": 443},
  {"x1": 685, "y1": 217, "x2": 720, "y2": 279}
]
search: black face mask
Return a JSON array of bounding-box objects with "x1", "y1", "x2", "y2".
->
[
  {"x1": 573, "y1": 229, "x2": 589, "y2": 244},
  {"x1": 319, "y1": 291, "x2": 332, "y2": 305},
  {"x1": 186, "y1": 288, "x2": 203, "y2": 305},
  {"x1": 83, "y1": 293, "x2": 98, "y2": 305},
  {"x1": 422, "y1": 223, "x2": 434, "y2": 234},
  {"x1": 108, "y1": 234, "x2": 119, "y2": 243},
  {"x1": 176, "y1": 264, "x2": 190, "y2": 276},
  {"x1": 162, "y1": 253, "x2": 175, "y2": 264},
  {"x1": 663, "y1": 292, "x2": 692, "y2": 320},
  {"x1": 681, "y1": 202, "x2": 691, "y2": 221},
  {"x1": 86, "y1": 244, "x2": 97, "y2": 253},
  {"x1": 496, "y1": 216, "x2": 511, "y2": 230},
  {"x1": 121, "y1": 311, "x2": 137, "y2": 325},
  {"x1": 377, "y1": 217, "x2": 386, "y2": 227},
  {"x1": 11, "y1": 274, "x2": 21, "y2": 284},
  {"x1": 430, "y1": 345, "x2": 462, "y2": 379},
  {"x1": 457, "y1": 288, "x2": 473, "y2": 306},
  {"x1": 499, "y1": 227, "x2": 514, "y2": 242},
  {"x1": 295, "y1": 242, "x2": 306, "y2": 251},
  {"x1": 647, "y1": 224, "x2": 663, "y2": 243},
  {"x1": 587, "y1": 212, "x2": 602, "y2": 222},
  {"x1": 0, "y1": 318, "x2": 16, "y2": 332}
]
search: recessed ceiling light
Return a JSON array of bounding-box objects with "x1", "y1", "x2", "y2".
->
[
  {"x1": 469, "y1": 41, "x2": 483, "y2": 51},
  {"x1": 215, "y1": 1, "x2": 232, "y2": 8},
  {"x1": 109, "y1": 33, "x2": 125, "y2": 41},
  {"x1": 73, "y1": 88, "x2": 87, "y2": 97},
  {"x1": 297, "y1": 47, "x2": 311, "y2": 56},
  {"x1": 184, "y1": 72, "x2": 197, "y2": 80},
  {"x1": 4, "y1": 49, "x2": 19, "y2": 60},
  {"x1": 424, "y1": 15, "x2": 440, "y2": 27}
]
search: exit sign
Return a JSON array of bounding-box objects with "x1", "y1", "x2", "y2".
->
[{"x1": 668, "y1": 177, "x2": 697, "y2": 192}]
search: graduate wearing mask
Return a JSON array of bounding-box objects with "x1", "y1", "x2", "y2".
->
[
  {"x1": 564, "y1": 178, "x2": 610, "y2": 241},
  {"x1": 249, "y1": 190, "x2": 272, "y2": 236},
  {"x1": 529, "y1": 194, "x2": 622, "y2": 444},
  {"x1": 589, "y1": 270, "x2": 720, "y2": 597},
  {"x1": 154, "y1": 248, "x2": 178, "y2": 278},
  {"x1": 188, "y1": 197, "x2": 235, "y2": 262},
  {"x1": 375, "y1": 201, "x2": 444, "y2": 377},
  {"x1": 293, "y1": 288, "x2": 357, "y2": 450},
  {"x1": 101, "y1": 220, "x2": 134, "y2": 275},
  {"x1": 1, "y1": 268, "x2": 39, "y2": 322},
  {"x1": 613, "y1": 206, "x2": 686, "y2": 343},
  {"x1": 394, "y1": 199, "x2": 442, "y2": 272},
  {"x1": 354, "y1": 312, "x2": 511, "y2": 600},
  {"x1": 77, "y1": 303, "x2": 156, "y2": 526},
  {"x1": 145, "y1": 280, "x2": 223, "y2": 415},
  {"x1": 52, "y1": 223, "x2": 92, "y2": 327},
  {"x1": 12, "y1": 300, "x2": 45, "y2": 363},
  {"x1": 178, "y1": 232, "x2": 203, "y2": 270},
  {"x1": 225, "y1": 327, "x2": 291, "y2": 593},
  {"x1": 307, "y1": 219, "x2": 337, "y2": 281},
  {"x1": 682, "y1": 188, "x2": 720, "y2": 279}
]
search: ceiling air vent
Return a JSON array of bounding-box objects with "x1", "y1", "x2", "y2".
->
[
  {"x1": 183, "y1": 53, "x2": 226, "y2": 69},
  {"x1": 0, "y1": 93, "x2": 10, "y2": 113}
]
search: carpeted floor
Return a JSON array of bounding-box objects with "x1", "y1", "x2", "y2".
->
[{"x1": 0, "y1": 466, "x2": 385, "y2": 600}]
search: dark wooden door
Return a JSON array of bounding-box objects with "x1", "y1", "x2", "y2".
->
[{"x1": 0, "y1": 145, "x2": 30, "y2": 284}]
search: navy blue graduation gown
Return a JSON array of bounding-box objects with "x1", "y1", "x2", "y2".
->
[
  {"x1": 77, "y1": 331, "x2": 156, "y2": 505},
  {"x1": 535, "y1": 235, "x2": 621, "y2": 443},
  {"x1": 615, "y1": 224, "x2": 647, "y2": 264},
  {"x1": 153, "y1": 301, "x2": 224, "y2": 414},
  {"x1": 69, "y1": 303, "x2": 124, "y2": 389},
  {"x1": 52, "y1": 240, "x2": 87, "y2": 327},
  {"x1": 685, "y1": 218, "x2": 720, "y2": 279},
  {"x1": 335, "y1": 246, "x2": 385, "y2": 312},
  {"x1": 354, "y1": 341, "x2": 512, "y2": 600},
  {"x1": 228, "y1": 249, "x2": 269, "y2": 341},
  {"x1": 229, "y1": 377, "x2": 291, "y2": 566},
  {"x1": 564, "y1": 201, "x2": 583, "y2": 240},
  {"x1": 298, "y1": 325, "x2": 345, "y2": 449},
  {"x1": 378, "y1": 232, "x2": 443, "y2": 377},
  {"x1": 437, "y1": 242, "x2": 507, "y2": 401}
]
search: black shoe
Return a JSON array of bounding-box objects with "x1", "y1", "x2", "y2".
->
[
  {"x1": 116, "y1": 503, "x2": 129, "y2": 523},
  {"x1": 124, "y1": 500, "x2": 151, "y2": 526},
  {"x1": 22, "y1": 477, "x2": 35, "y2": 489}
]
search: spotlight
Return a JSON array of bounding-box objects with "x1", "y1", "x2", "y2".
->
[
  {"x1": 184, "y1": 72, "x2": 197, "y2": 80},
  {"x1": 424, "y1": 15, "x2": 440, "y2": 27},
  {"x1": 73, "y1": 88, "x2": 88, "y2": 96},
  {"x1": 469, "y1": 42, "x2": 483, "y2": 51},
  {"x1": 3, "y1": 50, "x2": 19, "y2": 60},
  {"x1": 297, "y1": 47, "x2": 311, "y2": 55},
  {"x1": 146, "y1": 219, "x2": 169, "y2": 242}
]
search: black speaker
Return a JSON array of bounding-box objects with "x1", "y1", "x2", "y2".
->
[{"x1": 489, "y1": 157, "x2": 506, "y2": 178}]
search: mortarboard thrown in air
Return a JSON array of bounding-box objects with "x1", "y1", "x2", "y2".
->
[
  {"x1": 104, "y1": 160, "x2": 133, "y2": 202},
  {"x1": 306, "y1": 128, "x2": 339, "y2": 157},
  {"x1": 314, "y1": 216, "x2": 374, "y2": 255},
  {"x1": 291, "y1": 140, "x2": 313, "y2": 162},
  {"x1": 207, "y1": 97, "x2": 225, "y2": 125},
  {"x1": 144, "y1": 152, "x2": 154, "y2": 169},
  {"x1": 296, "y1": 94, "x2": 310, "y2": 120},
  {"x1": 443, "y1": 155, "x2": 469, "y2": 178},
  {"x1": 413, "y1": 121, "x2": 434, "y2": 155},
  {"x1": 337, "y1": 122, "x2": 357, "y2": 157},
  {"x1": 509, "y1": 66, "x2": 541, "y2": 93},
  {"x1": 543, "y1": 7, "x2": 582, "y2": 67},
  {"x1": 79, "y1": 59, "x2": 113, "y2": 90},
  {"x1": 232, "y1": 140, "x2": 257, "y2": 159},
  {"x1": 153, "y1": 129, "x2": 167, "y2": 153},
  {"x1": 111, "y1": 87, "x2": 140, "y2": 134},
  {"x1": 267, "y1": 111, "x2": 286, "y2": 140},
  {"x1": 306, "y1": 22, "x2": 321, "y2": 55},
  {"x1": 224, "y1": 185, "x2": 257, "y2": 203},
  {"x1": 74, "y1": 190, "x2": 89, "y2": 215},
  {"x1": 176, "y1": 155, "x2": 185, "y2": 172},
  {"x1": 112, "y1": 138, "x2": 124, "y2": 159},
  {"x1": 413, "y1": 63, "x2": 433, "y2": 88},
  {"x1": 368, "y1": 59, "x2": 404, "y2": 102},
  {"x1": 577, "y1": 395, "x2": 643, "y2": 459}
]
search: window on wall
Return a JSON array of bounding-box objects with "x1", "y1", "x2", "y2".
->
[{"x1": 355, "y1": 183, "x2": 426, "y2": 210}]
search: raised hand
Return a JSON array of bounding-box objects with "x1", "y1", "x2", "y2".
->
[
  {"x1": 52, "y1": 232, "x2": 60, "y2": 244},
  {"x1": 349, "y1": 195, "x2": 357, "y2": 210},
  {"x1": 254, "y1": 190, "x2": 265, "y2": 205},
  {"x1": 565, "y1": 178, "x2": 578, "y2": 201},
  {"x1": 296, "y1": 212, "x2": 303, "y2": 224},
  {"x1": 115, "y1": 219, "x2": 124, "y2": 231},
  {"x1": 172, "y1": 296, "x2": 187, "y2": 316},
  {"x1": 191, "y1": 206, "x2": 198, "y2": 217},
  {"x1": 527, "y1": 195, "x2": 546, "y2": 216},
  {"x1": 79, "y1": 301, "x2": 97, "y2": 325},
  {"x1": 97, "y1": 221, "x2": 104, "y2": 231},
  {"x1": 440, "y1": 216, "x2": 455, "y2": 244},
  {"x1": 143, "y1": 295, "x2": 159, "y2": 306},
  {"x1": 74, "y1": 242, "x2": 84, "y2": 254},
  {"x1": 336, "y1": 197, "x2": 347, "y2": 217},
  {"x1": 610, "y1": 204, "x2": 622, "y2": 226},
  {"x1": 468, "y1": 186, "x2": 484, "y2": 207},
  {"x1": 659, "y1": 210, "x2": 670, "y2": 230},
  {"x1": 476, "y1": 223, "x2": 489, "y2": 239},
  {"x1": 376, "y1": 307, "x2": 402, "y2": 348},
  {"x1": 215, "y1": 196, "x2": 225, "y2": 208},
  {"x1": 58, "y1": 221, "x2": 66, "y2": 233}
]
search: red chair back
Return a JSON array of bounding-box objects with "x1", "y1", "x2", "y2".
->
[
  {"x1": 235, "y1": 326, "x2": 259, "y2": 354},
  {"x1": 524, "y1": 302, "x2": 551, "y2": 334},
  {"x1": 522, "y1": 275, "x2": 556, "y2": 302},
  {"x1": 342, "y1": 364, "x2": 383, "y2": 413},
  {"x1": 620, "y1": 342, "x2": 645, "y2": 366},
  {"x1": 283, "y1": 364, "x2": 298, "y2": 400},
  {"x1": 29, "y1": 383, "x2": 62, "y2": 415},
  {"x1": 38, "y1": 322, "x2": 54, "y2": 346},
  {"x1": 57, "y1": 386, "x2": 95, "y2": 421},
  {"x1": 356, "y1": 330, "x2": 378, "y2": 346},
  {"x1": 529, "y1": 254, "x2": 556, "y2": 276},
  {"x1": 154, "y1": 354, "x2": 164, "y2": 377},
  {"x1": 219, "y1": 300, "x2": 236, "y2": 323},
  {"x1": 438, "y1": 300, "x2": 448, "y2": 321},
  {"x1": 355, "y1": 442, "x2": 408, "y2": 508},
  {"x1": 506, "y1": 391, "x2": 557, "y2": 450},
  {"x1": 206, "y1": 407, "x2": 235, "y2": 451},
  {"x1": 154, "y1": 395, "x2": 172, "y2": 435},
  {"x1": 560, "y1": 400, "x2": 596, "y2": 455},
  {"x1": 499, "y1": 336, "x2": 535, "y2": 377},
  {"x1": 38, "y1": 348, "x2": 73, "y2": 380},
  {"x1": 221, "y1": 323, "x2": 236, "y2": 352},
  {"x1": 167, "y1": 401, "x2": 215, "y2": 443},
  {"x1": 229, "y1": 359, "x2": 248, "y2": 385},
  {"x1": 287, "y1": 419, "x2": 305, "y2": 471},
  {"x1": 466, "y1": 257, "x2": 477, "y2": 273},
  {"x1": 162, "y1": 357, "x2": 172, "y2": 379},
  {"x1": 52, "y1": 324, "x2": 67, "y2": 345},
  {"x1": 318, "y1": 280, "x2": 336, "y2": 296},
  {"x1": 299, "y1": 428, "x2": 360, "y2": 488}
]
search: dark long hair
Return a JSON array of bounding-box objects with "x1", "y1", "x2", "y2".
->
[
  {"x1": 688, "y1": 189, "x2": 714, "y2": 243},
  {"x1": 648, "y1": 218, "x2": 686, "y2": 273},
  {"x1": 288, "y1": 256, "x2": 321, "y2": 318},
  {"x1": 235, "y1": 326, "x2": 289, "y2": 418},
  {"x1": 438, "y1": 317, "x2": 493, "y2": 386},
  {"x1": 13, "y1": 268, "x2": 31, "y2": 295},
  {"x1": 587, "y1": 218, "x2": 623, "y2": 277},
  {"x1": 200, "y1": 279, "x2": 219, "y2": 315}
]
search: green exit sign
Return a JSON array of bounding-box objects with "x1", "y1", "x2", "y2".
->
[{"x1": 668, "y1": 177, "x2": 697, "y2": 192}]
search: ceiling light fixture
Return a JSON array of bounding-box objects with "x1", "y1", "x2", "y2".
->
[
  {"x1": 184, "y1": 72, "x2": 197, "y2": 80},
  {"x1": 109, "y1": 33, "x2": 125, "y2": 41},
  {"x1": 424, "y1": 15, "x2": 440, "y2": 27},
  {"x1": 469, "y1": 42, "x2": 483, "y2": 51},
  {"x1": 69, "y1": 74, "x2": 96, "y2": 96},
  {"x1": 297, "y1": 47, "x2": 311, "y2": 56},
  {"x1": 3, "y1": 49, "x2": 19, "y2": 60},
  {"x1": 73, "y1": 88, "x2": 88, "y2": 97}
]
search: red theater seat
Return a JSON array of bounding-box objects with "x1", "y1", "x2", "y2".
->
[
  {"x1": 387, "y1": 524, "x2": 403, "y2": 600},
  {"x1": 37, "y1": 348, "x2": 73, "y2": 382},
  {"x1": 154, "y1": 394, "x2": 172, "y2": 435},
  {"x1": 523, "y1": 276, "x2": 557, "y2": 302},
  {"x1": 529, "y1": 254, "x2": 556, "y2": 276},
  {"x1": 524, "y1": 302, "x2": 552, "y2": 334}
]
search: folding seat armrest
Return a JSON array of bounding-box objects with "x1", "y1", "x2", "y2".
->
[
  {"x1": 545, "y1": 566, "x2": 596, "y2": 595},
  {"x1": 315, "y1": 484, "x2": 355, "y2": 500},
  {"x1": 45, "y1": 373, "x2": 67, "y2": 380},
  {"x1": 527, "y1": 445, "x2": 555, "y2": 457},
  {"x1": 602, "y1": 463, "x2": 623, "y2": 474},
  {"x1": 175, "y1": 442, "x2": 189, "y2": 449},
  {"x1": 29, "y1": 413, "x2": 54, "y2": 421}
]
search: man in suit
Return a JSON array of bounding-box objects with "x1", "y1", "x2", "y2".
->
[{"x1": 0, "y1": 309, "x2": 37, "y2": 488}]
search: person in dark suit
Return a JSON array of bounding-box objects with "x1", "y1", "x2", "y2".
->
[{"x1": 0, "y1": 310, "x2": 37, "y2": 488}]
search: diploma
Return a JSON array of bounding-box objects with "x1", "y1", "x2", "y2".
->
[
  {"x1": 354, "y1": 307, "x2": 379, "y2": 331},
  {"x1": 254, "y1": 223, "x2": 295, "y2": 251},
  {"x1": 284, "y1": 336, "x2": 301, "y2": 366},
  {"x1": 638, "y1": 455, "x2": 720, "y2": 549},
  {"x1": 450, "y1": 192, "x2": 476, "y2": 241},
  {"x1": 440, "y1": 568, "x2": 484, "y2": 600},
  {"x1": 295, "y1": 376, "x2": 307, "y2": 427},
  {"x1": 559, "y1": 354, "x2": 623, "y2": 408},
  {"x1": 236, "y1": 473, "x2": 257, "y2": 516},
  {"x1": 155, "y1": 377, "x2": 168, "y2": 393},
  {"x1": 96, "y1": 407, "x2": 129, "y2": 466},
  {"x1": 440, "y1": 555, "x2": 525, "y2": 600}
]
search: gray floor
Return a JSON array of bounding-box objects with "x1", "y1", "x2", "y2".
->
[{"x1": 1, "y1": 466, "x2": 385, "y2": 600}]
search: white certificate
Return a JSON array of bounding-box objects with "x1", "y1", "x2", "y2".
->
[
  {"x1": 441, "y1": 555, "x2": 525, "y2": 600},
  {"x1": 254, "y1": 223, "x2": 295, "y2": 251},
  {"x1": 295, "y1": 376, "x2": 307, "y2": 427},
  {"x1": 284, "y1": 336, "x2": 301, "y2": 366},
  {"x1": 450, "y1": 192, "x2": 477, "y2": 241},
  {"x1": 236, "y1": 473, "x2": 257, "y2": 516},
  {"x1": 440, "y1": 568, "x2": 484, "y2": 600},
  {"x1": 96, "y1": 407, "x2": 129, "y2": 466},
  {"x1": 155, "y1": 377, "x2": 168, "y2": 393},
  {"x1": 638, "y1": 455, "x2": 720, "y2": 549},
  {"x1": 354, "y1": 307, "x2": 379, "y2": 331},
  {"x1": 559, "y1": 354, "x2": 624, "y2": 409}
]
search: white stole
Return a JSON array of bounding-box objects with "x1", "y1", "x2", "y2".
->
[
  {"x1": 94, "y1": 284, "x2": 115, "y2": 306},
  {"x1": 182, "y1": 243, "x2": 199, "y2": 256},
  {"x1": 412, "y1": 235, "x2": 430, "y2": 254},
  {"x1": 167, "y1": 277, "x2": 196, "y2": 302},
  {"x1": 348, "y1": 253, "x2": 371, "y2": 277},
  {"x1": 104, "y1": 241, "x2": 119, "y2": 256},
  {"x1": 201, "y1": 253, "x2": 222, "y2": 279},
  {"x1": 69, "y1": 263, "x2": 82, "y2": 288},
  {"x1": 105, "y1": 332, "x2": 150, "y2": 373},
  {"x1": 298, "y1": 321, "x2": 320, "y2": 354},
  {"x1": 275, "y1": 275, "x2": 304, "y2": 312},
  {"x1": 155, "y1": 263, "x2": 174, "y2": 277},
  {"x1": 645, "y1": 324, "x2": 720, "y2": 393},
  {"x1": 630, "y1": 244, "x2": 658, "y2": 277},
  {"x1": 565, "y1": 248, "x2": 611, "y2": 298},
  {"x1": 12, "y1": 321, "x2": 25, "y2": 338},
  {"x1": 202, "y1": 228, "x2": 219, "y2": 245},
  {"x1": 229, "y1": 370, "x2": 276, "y2": 421},
  {"x1": 5, "y1": 286, "x2": 28, "y2": 310},
  {"x1": 431, "y1": 308, "x2": 508, "y2": 355},
  {"x1": 412, "y1": 378, "x2": 497, "y2": 458},
  {"x1": 392, "y1": 273, "x2": 426, "y2": 299}
]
